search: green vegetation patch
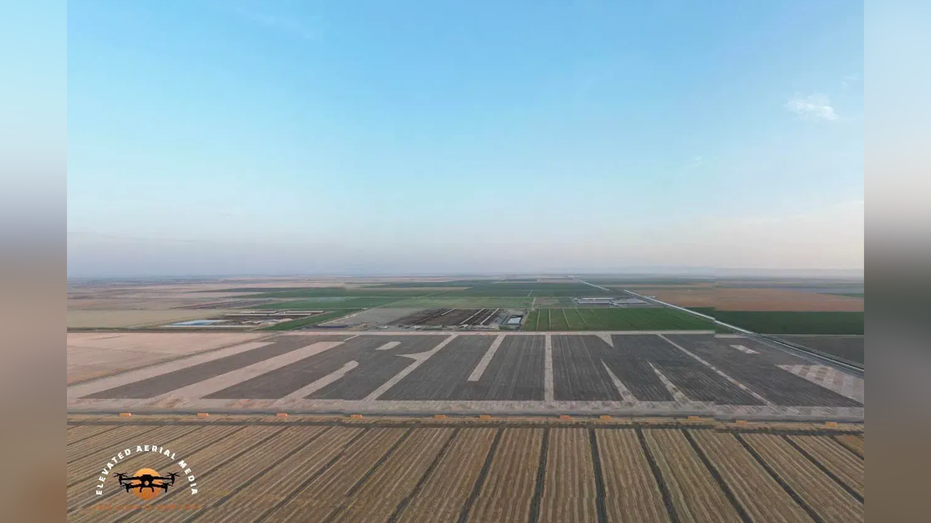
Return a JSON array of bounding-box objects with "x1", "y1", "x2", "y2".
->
[
  {"x1": 255, "y1": 297, "x2": 406, "y2": 309},
  {"x1": 522, "y1": 308, "x2": 713, "y2": 331},
  {"x1": 387, "y1": 296, "x2": 534, "y2": 309},
  {"x1": 260, "y1": 310, "x2": 361, "y2": 331},
  {"x1": 233, "y1": 288, "x2": 434, "y2": 299},
  {"x1": 442, "y1": 283, "x2": 612, "y2": 297},
  {"x1": 711, "y1": 311, "x2": 864, "y2": 335}
]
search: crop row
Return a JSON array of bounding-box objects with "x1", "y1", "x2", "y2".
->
[
  {"x1": 523, "y1": 308, "x2": 715, "y2": 331},
  {"x1": 68, "y1": 424, "x2": 863, "y2": 523}
]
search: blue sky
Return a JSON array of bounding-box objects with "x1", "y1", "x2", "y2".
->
[{"x1": 68, "y1": 0, "x2": 863, "y2": 276}]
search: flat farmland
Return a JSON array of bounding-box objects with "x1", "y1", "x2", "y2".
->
[
  {"x1": 712, "y1": 311, "x2": 864, "y2": 335},
  {"x1": 780, "y1": 335, "x2": 865, "y2": 365},
  {"x1": 621, "y1": 287, "x2": 864, "y2": 312},
  {"x1": 67, "y1": 309, "x2": 235, "y2": 329},
  {"x1": 394, "y1": 308, "x2": 504, "y2": 327},
  {"x1": 68, "y1": 332, "x2": 864, "y2": 419},
  {"x1": 523, "y1": 308, "x2": 714, "y2": 331},
  {"x1": 67, "y1": 332, "x2": 268, "y2": 384},
  {"x1": 67, "y1": 417, "x2": 864, "y2": 523},
  {"x1": 261, "y1": 310, "x2": 361, "y2": 330},
  {"x1": 387, "y1": 296, "x2": 534, "y2": 309},
  {"x1": 255, "y1": 296, "x2": 408, "y2": 309}
]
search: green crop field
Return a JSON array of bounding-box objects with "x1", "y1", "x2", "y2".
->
[
  {"x1": 522, "y1": 308, "x2": 715, "y2": 331},
  {"x1": 386, "y1": 296, "x2": 534, "y2": 309},
  {"x1": 710, "y1": 311, "x2": 864, "y2": 335},
  {"x1": 439, "y1": 283, "x2": 612, "y2": 297},
  {"x1": 260, "y1": 310, "x2": 361, "y2": 331},
  {"x1": 254, "y1": 297, "x2": 407, "y2": 309},
  {"x1": 227, "y1": 287, "x2": 434, "y2": 299}
]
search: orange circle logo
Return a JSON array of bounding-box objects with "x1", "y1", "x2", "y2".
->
[{"x1": 115, "y1": 468, "x2": 177, "y2": 500}]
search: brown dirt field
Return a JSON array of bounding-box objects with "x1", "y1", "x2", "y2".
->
[
  {"x1": 67, "y1": 332, "x2": 265, "y2": 384},
  {"x1": 628, "y1": 287, "x2": 864, "y2": 311},
  {"x1": 539, "y1": 428, "x2": 598, "y2": 523},
  {"x1": 742, "y1": 434, "x2": 863, "y2": 523},
  {"x1": 691, "y1": 430, "x2": 814, "y2": 523},
  {"x1": 468, "y1": 428, "x2": 542, "y2": 523},
  {"x1": 67, "y1": 309, "x2": 234, "y2": 328},
  {"x1": 644, "y1": 429, "x2": 743, "y2": 523}
]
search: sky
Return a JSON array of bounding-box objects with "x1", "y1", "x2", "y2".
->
[{"x1": 67, "y1": 0, "x2": 864, "y2": 277}]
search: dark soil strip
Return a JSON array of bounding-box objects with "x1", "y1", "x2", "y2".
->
[
  {"x1": 252, "y1": 428, "x2": 372, "y2": 523},
  {"x1": 734, "y1": 434, "x2": 825, "y2": 523},
  {"x1": 67, "y1": 418, "x2": 865, "y2": 435},
  {"x1": 781, "y1": 435, "x2": 864, "y2": 503},
  {"x1": 182, "y1": 427, "x2": 336, "y2": 523},
  {"x1": 106, "y1": 426, "x2": 289, "y2": 523},
  {"x1": 527, "y1": 427, "x2": 550, "y2": 523},
  {"x1": 346, "y1": 427, "x2": 413, "y2": 498},
  {"x1": 682, "y1": 429, "x2": 752, "y2": 523},
  {"x1": 386, "y1": 428, "x2": 461, "y2": 523},
  {"x1": 588, "y1": 429, "x2": 608, "y2": 523},
  {"x1": 832, "y1": 435, "x2": 865, "y2": 460},
  {"x1": 637, "y1": 428, "x2": 680, "y2": 523},
  {"x1": 456, "y1": 428, "x2": 504, "y2": 523}
]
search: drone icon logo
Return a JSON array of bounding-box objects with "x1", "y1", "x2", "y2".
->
[{"x1": 113, "y1": 468, "x2": 178, "y2": 501}]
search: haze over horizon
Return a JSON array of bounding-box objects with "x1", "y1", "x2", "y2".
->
[{"x1": 68, "y1": 1, "x2": 863, "y2": 277}]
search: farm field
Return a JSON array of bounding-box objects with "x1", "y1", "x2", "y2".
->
[
  {"x1": 779, "y1": 335, "x2": 865, "y2": 365},
  {"x1": 67, "y1": 309, "x2": 234, "y2": 329},
  {"x1": 617, "y1": 286, "x2": 864, "y2": 312},
  {"x1": 712, "y1": 311, "x2": 864, "y2": 335},
  {"x1": 66, "y1": 332, "x2": 267, "y2": 384},
  {"x1": 387, "y1": 296, "x2": 534, "y2": 309},
  {"x1": 67, "y1": 416, "x2": 864, "y2": 523},
  {"x1": 254, "y1": 296, "x2": 408, "y2": 309},
  {"x1": 260, "y1": 310, "x2": 361, "y2": 330},
  {"x1": 394, "y1": 308, "x2": 503, "y2": 327},
  {"x1": 523, "y1": 308, "x2": 714, "y2": 331},
  {"x1": 68, "y1": 332, "x2": 863, "y2": 419}
]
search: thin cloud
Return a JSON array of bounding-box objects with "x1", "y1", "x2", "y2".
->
[{"x1": 785, "y1": 93, "x2": 838, "y2": 121}]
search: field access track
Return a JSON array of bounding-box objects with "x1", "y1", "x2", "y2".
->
[{"x1": 68, "y1": 416, "x2": 864, "y2": 523}]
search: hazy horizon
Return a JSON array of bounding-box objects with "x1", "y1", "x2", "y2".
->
[{"x1": 68, "y1": 1, "x2": 863, "y2": 277}]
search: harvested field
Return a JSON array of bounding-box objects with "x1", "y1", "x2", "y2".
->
[
  {"x1": 740, "y1": 433, "x2": 864, "y2": 522},
  {"x1": 67, "y1": 332, "x2": 267, "y2": 384},
  {"x1": 524, "y1": 308, "x2": 714, "y2": 331},
  {"x1": 620, "y1": 287, "x2": 864, "y2": 312},
  {"x1": 67, "y1": 417, "x2": 865, "y2": 523},
  {"x1": 254, "y1": 296, "x2": 407, "y2": 309},
  {"x1": 260, "y1": 310, "x2": 361, "y2": 330},
  {"x1": 394, "y1": 308, "x2": 504, "y2": 327}
]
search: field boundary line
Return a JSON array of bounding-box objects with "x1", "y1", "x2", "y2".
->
[
  {"x1": 637, "y1": 428, "x2": 680, "y2": 523},
  {"x1": 385, "y1": 428, "x2": 461, "y2": 523},
  {"x1": 588, "y1": 429, "x2": 609, "y2": 523},
  {"x1": 781, "y1": 435, "x2": 864, "y2": 503},
  {"x1": 527, "y1": 428, "x2": 550, "y2": 523},
  {"x1": 681, "y1": 429, "x2": 753, "y2": 523},
  {"x1": 66, "y1": 333, "x2": 282, "y2": 387},
  {"x1": 252, "y1": 428, "x2": 372, "y2": 523},
  {"x1": 832, "y1": 435, "x2": 865, "y2": 460},
  {"x1": 658, "y1": 335, "x2": 774, "y2": 407},
  {"x1": 733, "y1": 434, "x2": 825, "y2": 523},
  {"x1": 178, "y1": 426, "x2": 336, "y2": 523},
  {"x1": 544, "y1": 335, "x2": 554, "y2": 403},
  {"x1": 456, "y1": 428, "x2": 504, "y2": 523},
  {"x1": 468, "y1": 335, "x2": 505, "y2": 382},
  {"x1": 362, "y1": 335, "x2": 459, "y2": 401}
]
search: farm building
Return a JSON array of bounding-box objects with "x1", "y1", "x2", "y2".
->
[{"x1": 573, "y1": 297, "x2": 616, "y2": 305}]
